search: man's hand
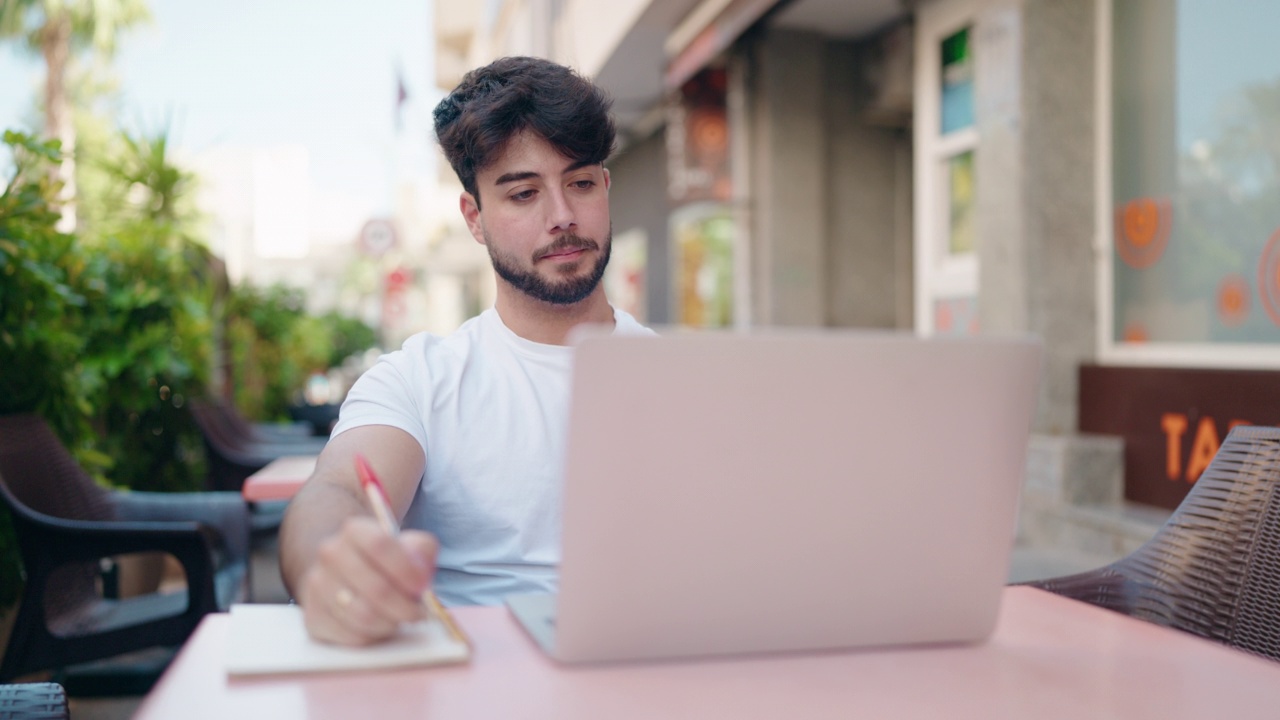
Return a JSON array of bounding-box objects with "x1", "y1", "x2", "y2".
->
[
  {"x1": 297, "y1": 516, "x2": 439, "y2": 646},
  {"x1": 279, "y1": 424, "x2": 429, "y2": 645}
]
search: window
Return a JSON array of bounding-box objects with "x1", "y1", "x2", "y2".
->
[
  {"x1": 916, "y1": 3, "x2": 981, "y2": 337},
  {"x1": 1106, "y1": 0, "x2": 1280, "y2": 363}
]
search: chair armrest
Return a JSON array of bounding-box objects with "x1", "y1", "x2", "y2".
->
[
  {"x1": 4, "y1": 503, "x2": 223, "y2": 615},
  {"x1": 110, "y1": 491, "x2": 251, "y2": 565},
  {"x1": 210, "y1": 440, "x2": 324, "y2": 467},
  {"x1": 239, "y1": 438, "x2": 329, "y2": 457},
  {"x1": 251, "y1": 421, "x2": 313, "y2": 440}
]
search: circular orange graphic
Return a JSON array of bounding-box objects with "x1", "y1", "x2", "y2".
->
[
  {"x1": 688, "y1": 109, "x2": 727, "y2": 155},
  {"x1": 1123, "y1": 323, "x2": 1149, "y2": 343},
  {"x1": 936, "y1": 302, "x2": 953, "y2": 333},
  {"x1": 1123, "y1": 200, "x2": 1159, "y2": 247},
  {"x1": 1217, "y1": 274, "x2": 1250, "y2": 327},
  {"x1": 1115, "y1": 197, "x2": 1171, "y2": 269},
  {"x1": 1259, "y1": 228, "x2": 1280, "y2": 327}
]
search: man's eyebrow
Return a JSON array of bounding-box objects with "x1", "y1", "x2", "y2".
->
[
  {"x1": 493, "y1": 160, "x2": 598, "y2": 186},
  {"x1": 494, "y1": 171, "x2": 539, "y2": 186}
]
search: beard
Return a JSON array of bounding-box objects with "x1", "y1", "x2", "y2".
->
[{"x1": 486, "y1": 227, "x2": 613, "y2": 305}]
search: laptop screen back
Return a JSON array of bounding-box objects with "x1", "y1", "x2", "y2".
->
[{"x1": 552, "y1": 331, "x2": 1042, "y2": 663}]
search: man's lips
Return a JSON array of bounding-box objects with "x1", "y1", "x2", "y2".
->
[
  {"x1": 534, "y1": 238, "x2": 598, "y2": 261},
  {"x1": 540, "y1": 247, "x2": 588, "y2": 261}
]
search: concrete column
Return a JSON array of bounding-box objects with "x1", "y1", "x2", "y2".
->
[
  {"x1": 747, "y1": 29, "x2": 828, "y2": 326},
  {"x1": 608, "y1": 131, "x2": 672, "y2": 323},
  {"x1": 975, "y1": 0, "x2": 1097, "y2": 434},
  {"x1": 825, "y1": 38, "x2": 913, "y2": 330}
]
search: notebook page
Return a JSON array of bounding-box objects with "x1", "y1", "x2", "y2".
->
[{"x1": 225, "y1": 604, "x2": 470, "y2": 676}]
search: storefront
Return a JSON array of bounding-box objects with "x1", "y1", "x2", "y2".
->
[{"x1": 914, "y1": 0, "x2": 1280, "y2": 508}]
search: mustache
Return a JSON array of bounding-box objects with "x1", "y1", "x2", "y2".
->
[{"x1": 533, "y1": 234, "x2": 599, "y2": 261}]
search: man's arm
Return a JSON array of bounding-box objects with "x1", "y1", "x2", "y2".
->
[{"x1": 279, "y1": 424, "x2": 436, "y2": 645}]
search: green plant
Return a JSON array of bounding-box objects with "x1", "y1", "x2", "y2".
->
[
  {"x1": 0, "y1": 132, "x2": 94, "y2": 445},
  {"x1": 0, "y1": 131, "x2": 94, "y2": 608},
  {"x1": 226, "y1": 285, "x2": 377, "y2": 421},
  {"x1": 0, "y1": 0, "x2": 151, "y2": 228},
  {"x1": 74, "y1": 127, "x2": 216, "y2": 492},
  {"x1": 317, "y1": 311, "x2": 378, "y2": 370}
]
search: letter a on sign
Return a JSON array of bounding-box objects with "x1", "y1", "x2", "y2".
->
[{"x1": 1185, "y1": 417, "x2": 1219, "y2": 483}]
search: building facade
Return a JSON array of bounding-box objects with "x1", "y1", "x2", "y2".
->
[{"x1": 434, "y1": 0, "x2": 1280, "y2": 559}]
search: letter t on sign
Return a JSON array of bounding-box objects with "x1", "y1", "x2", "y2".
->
[{"x1": 1161, "y1": 413, "x2": 1188, "y2": 481}]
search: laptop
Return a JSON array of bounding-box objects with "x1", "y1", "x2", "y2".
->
[{"x1": 506, "y1": 329, "x2": 1042, "y2": 664}]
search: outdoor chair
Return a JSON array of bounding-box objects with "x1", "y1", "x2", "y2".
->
[
  {"x1": 189, "y1": 400, "x2": 326, "y2": 493},
  {"x1": 0, "y1": 414, "x2": 249, "y2": 691},
  {"x1": 1021, "y1": 424, "x2": 1280, "y2": 662},
  {"x1": 202, "y1": 399, "x2": 325, "y2": 447},
  {"x1": 287, "y1": 401, "x2": 340, "y2": 437},
  {"x1": 0, "y1": 682, "x2": 68, "y2": 720}
]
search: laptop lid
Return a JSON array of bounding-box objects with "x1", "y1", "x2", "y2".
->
[{"x1": 546, "y1": 330, "x2": 1042, "y2": 663}]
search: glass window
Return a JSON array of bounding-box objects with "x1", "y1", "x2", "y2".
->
[
  {"x1": 933, "y1": 295, "x2": 978, "y2": 337},
  {"x1": 1112, "y1": 0, "x2": 1280, "y2": 345},
  {"x1": 672, "y1": 203, "x2": 734, "y2": 328},
  {"x1": 940, "y1": 27, "x2": 974, "y2": 134},
  {"x1": 948, "y1": 150, "x2": 976, "y2": 255}
]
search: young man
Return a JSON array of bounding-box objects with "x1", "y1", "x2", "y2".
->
[{"x1": 279, "y1": 56, "x2": 652, "y2": 646}]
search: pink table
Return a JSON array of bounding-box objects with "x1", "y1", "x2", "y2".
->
[
  {"x1": 241, "y1": 455, "x2": 317, "y2": 502},
  {"x1": 135, "y1": 587, "x2": 1280, "y2": 719}
]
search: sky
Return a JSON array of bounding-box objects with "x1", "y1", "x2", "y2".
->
[
  {"x1": 0, "y1": 0, "x2": 442, "y2": 237},
  {"x1": 1177, "y1": 0, "x2": 1280, "y2": 152}
]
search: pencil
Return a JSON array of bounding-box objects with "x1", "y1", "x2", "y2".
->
[{"x1": 354, "y1": 454, "x2": 470, "y2": 647}]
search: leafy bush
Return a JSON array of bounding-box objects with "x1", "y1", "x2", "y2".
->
[
  {"x1": 75, "y1": 128, "x2": 216, "y2": 492},
  {"x1": 0, "y1": 127, "x2": 377, "y2": 611},
  {"x1": 226, "y1": 285, "x2": 375, "y2": 421},
  {"x1": 0, "y1": 132, "x2": 95, "y2": 609},
  {"x1": 0, "y1": 132, "x2": 96, "y2": 454}
]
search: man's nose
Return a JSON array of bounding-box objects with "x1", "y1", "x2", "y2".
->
[{"x1": 545, "y1": 189, "x2": 576, "y2": 234}]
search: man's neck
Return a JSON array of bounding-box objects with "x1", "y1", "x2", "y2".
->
[{"x1": 493, "y1": 285, "x2": 615, "y2": 345}]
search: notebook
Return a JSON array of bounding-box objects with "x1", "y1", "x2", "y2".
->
[
  {"x1": 224, "y1": 603, "x2": 470, "y2": 676},
  {"x1": 507, "y1": 329, "x2": 1042, "y2": 664}
]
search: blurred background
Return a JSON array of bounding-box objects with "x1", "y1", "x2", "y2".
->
[{"x1": 4, "y1": 0, "x2": 1280, "y2": 699}]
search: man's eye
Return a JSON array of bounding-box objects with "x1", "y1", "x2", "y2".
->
[
  {"x1": 571, "y1": 180, "x2": 595, "y2": 190},
  {"x1": 511, "y1": 190, "x2": 536, "y2": 201}
]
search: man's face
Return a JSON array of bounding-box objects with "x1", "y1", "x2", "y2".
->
[{"x1": 462, "y1": 131, "x2": 612, "y2": 305}]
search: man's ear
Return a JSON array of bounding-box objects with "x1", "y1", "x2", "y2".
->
[
  {"x1": 603, "y1": 167, "x2": 611, "y2": 192},
  {"x1": 460, "y1": 192, "x2": 485, "y2": 245}
]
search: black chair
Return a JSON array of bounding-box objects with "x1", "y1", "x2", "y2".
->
[
  {"x1": 287, "y1": 402, "x2": 340, "y2": 437},
  {"x1": 0, "y1": 414, "x2": 249, "y2": 690},
  {"x1": 189, "y1": 400, "x2": 325, "y2": 493},
  {"x1": 206, "y1": 399, "x2": 323, "y2": 446},
  {"x1": 0, "y1": 682, "x2": 68, "y2": 720},
  {"x1": 1021, "y1": 424, "x2": 1280, "y2": 662}
]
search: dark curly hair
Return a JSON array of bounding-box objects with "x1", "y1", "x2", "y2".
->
[{"x1": 433, "y1": 56, "x2": 616, "y2": 207}]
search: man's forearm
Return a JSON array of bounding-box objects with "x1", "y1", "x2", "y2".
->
[
  {"x1": 279, "y1": 424, "x2": 427, "y2": 601},
  {"x1": 278, "y1": 477, "x2": 370, "y2": 600}
]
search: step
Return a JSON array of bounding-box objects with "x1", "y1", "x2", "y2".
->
[{"x1": 1017, "y1": 496, "x2": 1170, "y2": 570}]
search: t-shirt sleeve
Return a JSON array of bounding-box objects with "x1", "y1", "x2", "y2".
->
[{"x1": 331, "y1": 345, "x2": 430, "y2": 454}]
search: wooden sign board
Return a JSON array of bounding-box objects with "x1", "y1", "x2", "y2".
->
[{"x1": 1079, "y1": 364, "x2": 1280, "y2": 509}]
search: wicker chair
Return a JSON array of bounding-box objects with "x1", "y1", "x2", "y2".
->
[
  {"x1": 0, "y1": 683, "x2": 68, "y2": 720},
  {"x1": 1022, "y1": 424, "x2": 1280, "y2": 661},
  {"x1": 0, "y1": 414, "x2": 249, "y2": 687}
]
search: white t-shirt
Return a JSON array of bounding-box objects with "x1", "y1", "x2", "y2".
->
[{"x1": 331, "y1": 306, "x2": 653, "y2": 606}]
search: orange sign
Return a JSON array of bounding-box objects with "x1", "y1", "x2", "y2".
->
[
  {"x1": 1217, "y1": 274, "x2": 1250, "y2": 327},
  {"x1": 1122, "y1": 322, "x2": 1149, "y2": 343},
  {"x1": 1080, "y1": 365, "x2": 1280, "y2": 510},
  {"x1": 1114, "y1": 197, "x2": 1171, "y2": 269},
  {"x1": 1160, "y1": 413, "x2": 1251, "y2": 483}
]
